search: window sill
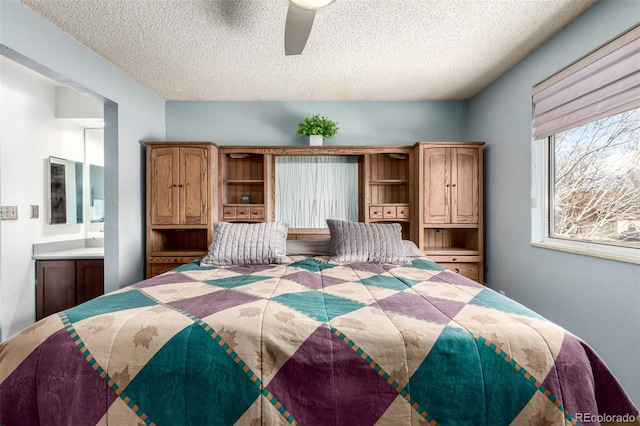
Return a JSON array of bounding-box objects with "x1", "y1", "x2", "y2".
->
[{"x1": 530, "y1": 239, "x2": 640, "y2": 264}]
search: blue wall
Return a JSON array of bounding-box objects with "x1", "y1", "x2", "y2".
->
[
  {"x1": 465, "y1": 0, "x2": 640, "y2": 405},
  {"x1": 166, "y1": 101, "x2": 465, "y2": 145}
]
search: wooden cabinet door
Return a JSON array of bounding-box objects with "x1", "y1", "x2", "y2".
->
[
  {"x1": 423, "y1": 146, "x2": 480, "y2": 225},
  {"x1": 76, "y1": 260, "x2": 104, "y2": 304},
  {"x1": 180, "y1": 147, "x2": 208, "y2": 225},
  {"x1": 451, "y1": 147, "x2": 480, "y2": 224},
  {"x1": 150, "y1": 146, "x2": 180, "y2": 225},
  {"x1": 36, "y1": 260, "x2": 75, "y2": 320},
  {"x1": 423, "y1": 147, "x2": 451, "y2": 224}
]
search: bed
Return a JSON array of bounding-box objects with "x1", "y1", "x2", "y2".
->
[{"x1": 1, "y1": 221, "x2": 638, "y2": 426}]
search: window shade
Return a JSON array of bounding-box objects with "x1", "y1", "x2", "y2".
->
[{"x1": 532, "y1": 24, "x2": 640, "y2": 140}]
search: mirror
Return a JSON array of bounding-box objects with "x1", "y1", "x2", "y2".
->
[
  {"x1": 47, "y1": 128, "x2": 104, "y2": 230},
  {"x1": 89, "y1": 164, "x2": 104, "y2": 222},
  {"x1": 85, "y1": 128, "x2": 105, "y2": 236},
  {"x1": 275, "y1": 156, "x2": 359, "y2": 228},
  {"x1": 48, "y1": 156, "x2": 83, "y2": 224}
]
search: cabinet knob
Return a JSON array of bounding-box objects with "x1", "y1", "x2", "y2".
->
[
  {"x1": 454, "y1": 268, "x2": 460, "y2": 273},
  {"x1": 452, "y1": 184, "x2": 457, "y2": 187},
  {"x1": 452, "y1": 257, "x2": 457, "y2": 261}
]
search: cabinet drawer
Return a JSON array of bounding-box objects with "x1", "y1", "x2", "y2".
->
[
  {"x1": 223, "y1": 206, "x2": 236, "y2": 219},
  {"x1": 236, "y1": 207, "x2": 250, "y2": 219},
  {"x1": 383, "y1": 206, "x2": 397, "y2": 219},
  {"x1": 151, "y1": 263, "x2": 181, "y2": 277},
  {"x1": 369, "y1": 204, "x2": 410, "y2": 220},
  {"x1": 148, "y1": 256, "x2": 202, "y2": 277},
  {"x1": 396, "y1": 206, "x2": 410, "y2": 219},
  {"x1": 223, "y1": 205, "x2": 264, "y2": 221},
  {"x1": 438, "y1": 262, "x2": 479, "y2": 281},
  {"x1": 428, "y1": 255, "x2": 481, "y2": 263},
  {"x1": 250, "y1": 206, "x2": 265, "y2": 219},
  {"x1": 369, "y1": 206, "x2": 383, "y2": 219},
  {"x1": 149, "y1": 256, "x2": 201, "y2": 264}
]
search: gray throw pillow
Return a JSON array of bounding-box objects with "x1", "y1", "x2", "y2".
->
[
  {"x1": 326, "y1": 219, "x2": 408, "y2": 264},
  {"x1": 201, "y1": 222, "x2": 290, "y2": 266}
]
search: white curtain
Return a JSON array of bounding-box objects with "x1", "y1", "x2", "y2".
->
[{"x1": 276, "y1": 156, "x2": 359, "y2": 228}]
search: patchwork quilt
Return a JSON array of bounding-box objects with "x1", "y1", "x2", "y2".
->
[{"x1": 1, "y1": 256, "x2": 638, "y2": 426}]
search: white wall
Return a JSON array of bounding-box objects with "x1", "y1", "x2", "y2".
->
[
  {"x1": 0, "y1": 59, "x2": 89, "y2": 336},
  {"x1": 465, "y1": 0, "x2": 640, "y2": 405},
  {"x1": 0, "y1": 0, "x2": 166, "y2": 340}
]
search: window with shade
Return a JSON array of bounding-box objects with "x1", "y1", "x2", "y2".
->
[{"x1": 531, "y1": 24, "x2": 640, "y2": 263}]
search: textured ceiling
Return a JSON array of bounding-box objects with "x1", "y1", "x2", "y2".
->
[{"x1": 20, "y1": 0, "x2": 597, "y2": 101}]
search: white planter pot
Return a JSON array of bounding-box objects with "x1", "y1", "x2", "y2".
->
[{"x1": 309, "y1": 135, "x2": 323, "y2": 146}]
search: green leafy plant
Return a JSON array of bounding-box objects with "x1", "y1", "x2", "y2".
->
[{"x1": 295, "y1": 114, "x2": 339, "y2": 139}]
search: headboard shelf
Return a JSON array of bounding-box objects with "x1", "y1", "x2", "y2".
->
[{"x1": 145, "y1": 141, "x2": 484, "y2": 283}]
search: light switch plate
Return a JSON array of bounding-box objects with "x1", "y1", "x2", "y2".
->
[
  {"x1": 31, "y1": 205, "x2": 39, "y2": 218},
  {"x1": 0, "y1": 206, "x2": 18, "y2": 220}
]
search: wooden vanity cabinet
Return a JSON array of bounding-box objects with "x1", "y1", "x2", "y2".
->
[{"x1": 36, "y1": 259, "x2": 104, "y2": 320}]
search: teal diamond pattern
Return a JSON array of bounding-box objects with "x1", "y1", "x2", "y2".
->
[
  {"x1": 272, "y1": 291, "x2": 366, "y2": 322},
  {"x1": 409, "y1": 326, "x2": 486, "y2": 424},
  {"x1": 65, "y1": 290, "x2": 156, "y2": 323},
  {"x1": 204, "y1": 274, "x2": 271, "y2": 289},
  {"x1": 173, "y1": 261, "x2": 216, "y2": 272},
  {"x1": 469, "y1": 289, "x2": 546, "y2": 320},
  {"x1": 476, "y1": 336, "x2": 540, "y2": 425},
  {"x1": 409, "y1": 258, "x2": 446, "y2": 271},
  {"x1": 361, "y1": 274, "x2": 421, "y2": 291},
  {"x1": 409, "y1": 326, "x2": 540, "y2": 425},
  {"x1": 289, "y1": 257, "x2": 337, "y2": 273},
  {"x1": 125, "y1": 323, "x2": 260, "y2": 426}
]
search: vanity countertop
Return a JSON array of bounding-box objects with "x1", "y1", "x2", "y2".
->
[{"x1": 32, "y1": 239, "x2": 104, "y2": 260}]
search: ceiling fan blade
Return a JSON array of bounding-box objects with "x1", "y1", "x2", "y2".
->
[{"x1": 284, "y1": 4, "x2": 316, "y2": 56}]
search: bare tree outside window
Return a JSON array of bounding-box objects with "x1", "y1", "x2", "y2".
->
[{"x1": 551, "y1": 108, "x2": 640, "y2": 247}]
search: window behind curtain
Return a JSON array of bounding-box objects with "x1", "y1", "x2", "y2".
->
[
  {"x1": 275, "y1": 156, "x2": 359, "y2": 228},
  {"x1": 550, "y1": 108, "x2": 640, "y2": 247}
]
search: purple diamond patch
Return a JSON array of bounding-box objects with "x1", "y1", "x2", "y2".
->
[
  {"x1": 267, "y1": 326, "x2": 398, "y2": 425},
  {"x1": 348, "y1": 263, "x2": 397, "y2": 274},
  {"x1": 136, "y1": 272, "x2": 196, "y2": 288},
  {"x1": 434, "y1": 270, "x2": 483, "y2": 287},
  {"x1": 283, "y1": 271, "x2": 346, "y2": 290},
  {"x1": 168, "y1": 289, "x2": 261, "y2": 319},
  {"x1": 377, "y1": 292, "x2": 463, "y2": 324},
  {"x1": 541, "y1": 332, "x2": 620, "y2": 423},
  {"x1": 228, "y1": 265, "x2": 276, "y2": 274},
  {"x1": 0, "y1": 328, "x2": 117, "y2": 426}
]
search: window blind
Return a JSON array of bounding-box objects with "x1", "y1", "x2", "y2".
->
[{"x1": 532, "y1": 24, "x2": 640, "y2": 140}]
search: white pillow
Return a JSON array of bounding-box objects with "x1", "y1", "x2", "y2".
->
[
  {"x1": 201, "y1": 222, "x2": 290, "y2": 266},
  {"x1": 402, "y1": 240, "x2": 425, "y2": 257},
  {"x1": 326, "y1": 219, "x2": 408, "y2": 264}
]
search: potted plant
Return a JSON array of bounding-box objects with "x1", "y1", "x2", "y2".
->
[{"x1": 295, "y1": 114, "x2": 339, "y2": 146}]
